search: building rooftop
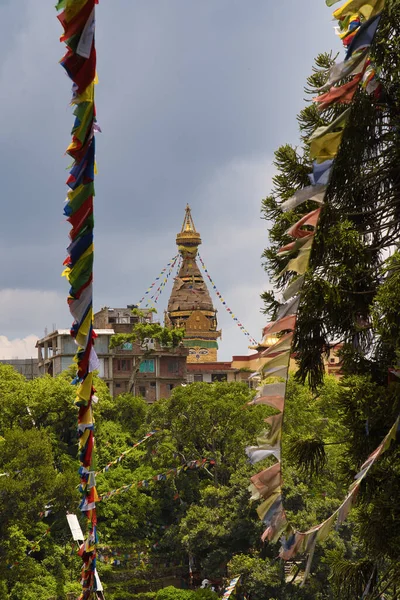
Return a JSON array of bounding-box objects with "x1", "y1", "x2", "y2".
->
[
  {"x1": 36, "y1": 329, "x2": 115, "y2": 345},
  {"x1": 187, "y1": 362, "x2": 236, "y2": 372}
]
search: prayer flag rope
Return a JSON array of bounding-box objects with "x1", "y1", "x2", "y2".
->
[
  {"x1": 98, "y1": 458, "x2": 215, "y2": 502},
  {"x1": 138, "y1": 255, "x2": 179, "y2": 306},
  {"x1": 197, "y1": 254, "x2": 258, "y2": 346},
  {"x1": 97, "y1": 550, "x2": 147, "y2": 566},
  {"x1": 56, "y1": 1, "x2": 100, "y2": 598},
  {"x1": 247, "y1": 0, "x2": 389, "y2": 583},
  {"x1": 36, "y1": 432, "x2": 159, "y2": 531},
  {"x1": 152, "y1": 255, "x2": 181, "y2": 304},
  {"x1": 7, "y1": 525, "x2": 54, "y2": 569},
  {"x1": 95, "y1": 430, "x2": 159, "y2": 476}
]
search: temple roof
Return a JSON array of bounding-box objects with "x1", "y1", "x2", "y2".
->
[{"x1": 168, "y1": 257, "x2": 214, "y2": 313}]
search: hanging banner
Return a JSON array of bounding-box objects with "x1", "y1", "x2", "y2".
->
[{"x1": 67, "y1": 513, "x2": 85, "y2": 542}]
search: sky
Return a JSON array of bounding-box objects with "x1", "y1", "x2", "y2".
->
[{"x1": 0, "y1": 0, "x2": 342, "y2": 361}]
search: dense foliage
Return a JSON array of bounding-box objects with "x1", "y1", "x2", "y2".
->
[{"x1": 1, "y1": 362, "x2": 398, "y2": 599}]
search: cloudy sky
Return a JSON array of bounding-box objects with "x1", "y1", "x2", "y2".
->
[{"x1": 0, "y1": 0, "x2": 341, "y2": 360}]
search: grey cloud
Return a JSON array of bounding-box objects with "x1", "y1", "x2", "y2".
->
[{"x1": 0, "y1": 1, "x2": 342, "y2": 358}]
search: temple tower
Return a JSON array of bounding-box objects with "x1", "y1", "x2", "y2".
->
[{"x1": 166, "y1": 205, "x2": 221, "y2": 363}]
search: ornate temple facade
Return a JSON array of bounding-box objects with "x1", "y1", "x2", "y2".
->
[{"x1": 165, "y1": 206, "x2": 221, "y2": 363}]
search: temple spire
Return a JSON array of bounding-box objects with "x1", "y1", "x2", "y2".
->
[
  {"x1": 166, "y1": 206, "x2": 221, "y2": 363},
  {"x1": 181, "y1": 204, "x2": 197, "y2": 233},
  {"x1": 176, "y1": 205, "x2": 202, "y2": 258}
]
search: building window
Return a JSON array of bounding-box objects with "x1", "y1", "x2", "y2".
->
[
  {"x1": 168, "y1": 360, "x2": 179, "y2": 374},
  {"x1": 139, "y1": 386, "x2": 146, "y2": 398},
  {"x1": 168, "y1": 384, "x2": 174, "y2": 392},
  {"x1": 330, "y1": 358, "x2": 335, "y2": 364},
  {"x1": 212, "y1": 374, "x2": 227, "y2": 382},
  {"x1": 117, "y1": 359, "x2": 131, "y2": 371},
  {"x1": 109, "y1": 317, "x2": 116, "y2": 323},
  {"x1": 150, "y1": 382, "x2": 156, "y2": 388},
  {"x1": 116, "y1": 383, "x2": 121, "y2": 388},
  {"x1": 122, "y1": 342, "x2": 133, "y2": 350},
  {"x1": 139, "y1": 359, "x2": 155, "y2": 373},
  {"x1": 194, "y1": 374, "x2": 203, "y2": 382}
]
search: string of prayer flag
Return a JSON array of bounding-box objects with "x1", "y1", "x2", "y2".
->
[
  {"x1": 247, "y1": 0, "x2": 389, "y2": 582},
  {"x1": 95, "y1": 430, "x2": 159, "y2": 476},
  {"x1": 56, "y1": 2, "x2": 100, "y2": 598},
  {"x1": 197, "y1": 254, "x2": 258, "y2": 346},
  {"x1": 152, "y1": 256, "x2": 181, "y2": 304},
  {"x1": 98, "y1": 458, "x2": 215, "y2": 502},
  {"x1": 7, "y1": 525, "x2": 54, "y2": 570},
  {"x1": 138, "y1": 255, "x2": 179, "y2": 306}
]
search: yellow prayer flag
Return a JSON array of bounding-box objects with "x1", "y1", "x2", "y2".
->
[
  {"x1": 286, "y1": 247, "x2": 311, "y2": 275},
  {"x1": 309, "y1": 109, "x2": 350, "y2": 142},
  {"x1": 333, "y1": 0, "x2": 384, "y2": 21},
  {"x1": 75, "y1": 373, "x2": 94, "y2": 406},
  {"x1": 316, "y1": 513, "x2": 336, "y2": 542},
  {"x1": 76, "y1": 309, "x2": 93, "y2": 348},
  {"x1": 256, "y1": 491, "x2": 281, "y2": 521},
  {"x1": 78, "y1": 428, "x2": 91, "y2": 450},
  {"x1": 66, "y1": 139, "x2": 81, "y2": 154},
  {"x1": 64, "y1": 0, "x2": 90, "y2": 21},
  {"x1": 72, "y1": 83, "x2": 95, "y2": 106},
  {"x1": 382, "y1": 416, "x2": 400, "y2": 452},
  {"x1": 310, "y1": 131, "x2": 343, "y2": 163},
  {"x1": 61, "y1": 267, "x2": 72, "y2": 280},
  {"x1": 262, "y1": 351, "x2": 291, "y2": 372},
  {"x1": 77, "y1": 244, "x2": 94, "y2": 264}
]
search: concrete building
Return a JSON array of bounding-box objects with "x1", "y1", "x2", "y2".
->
[
  {"x1": 93, "y1": 306, "x2": 189, "y2": 400},
  {"x1": 186, "y1": 342, "x2": 343, "y2": 387},
  {"x1": 93, "y1": 305, "x2": 153, "y2": 334},
  {"x1": 0, "y1": 359, "x2": 39, "y2": 380},
  {"x1": 36, "y1": 306, "x2": 188, "y2": 401},
  {"x1": 186, "y1": 361, "x2": 251, "y2": 384},
  {"x1": 36, "y1": 329, "x2": 114, "y2": 378}
]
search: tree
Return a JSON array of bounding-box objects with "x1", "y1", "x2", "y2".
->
[
  {"x1": 259, "y1": 12, "x2": 400, "y2": 595},
  {"x1": 0, "y1": 357, "x2": 391, "y2": 599}
]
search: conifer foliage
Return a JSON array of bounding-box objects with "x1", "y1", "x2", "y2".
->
[{"x1": 260, "y1": 3, "x2": 400, "y2": 595}]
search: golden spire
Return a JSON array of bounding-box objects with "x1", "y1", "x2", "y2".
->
[
  {"x1": 176, "y1": 205, "x2": 201, "y2": 255},
  {"x1": 181, "y1": 204, "x2": 197, "y2": 233},
  {"x1": 167, "y1": 206, "x2": 221, "y2": 363}
]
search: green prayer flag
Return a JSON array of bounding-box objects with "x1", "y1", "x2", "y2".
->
[
  {"x1": 68, "y1": 182, "x2": 95, "y2": 214},
  {"x1": 308, "y1": 108, "x2": 351, "y2": 142}
]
